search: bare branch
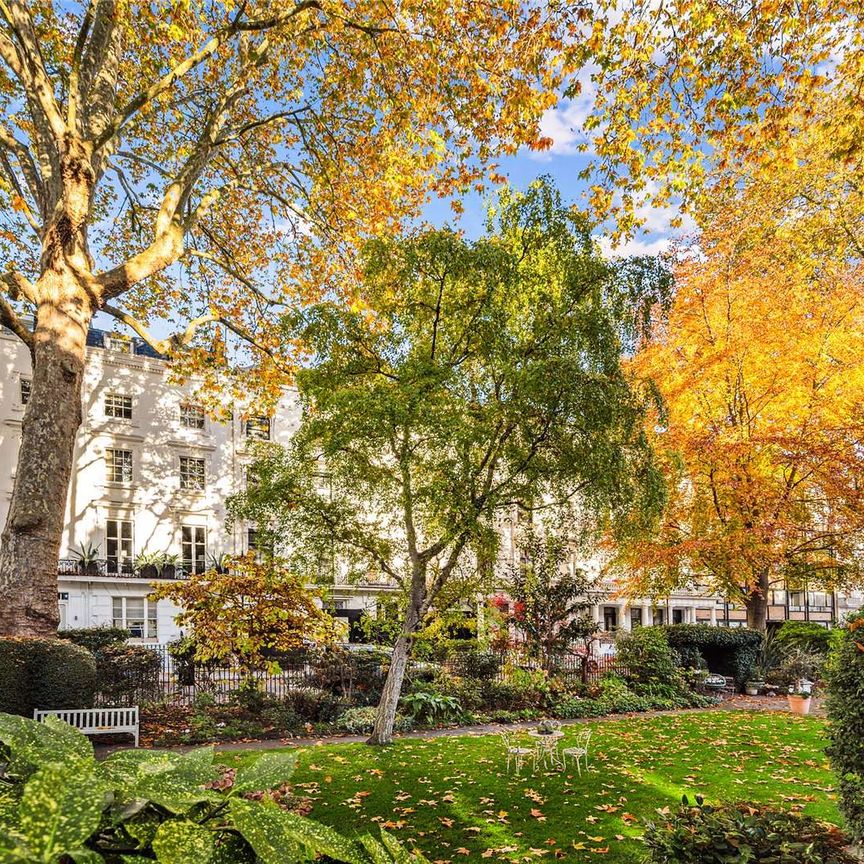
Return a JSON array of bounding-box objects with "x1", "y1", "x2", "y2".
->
[
  {"x1": 0, "y1": 278, "x2": 32, "y2": 348},
  {"x1": 0, "y1": 123, "x2": 44, "y2": 213},
  {"x1": 101, "y1": 302, "x2": 218, "y2": 355}
]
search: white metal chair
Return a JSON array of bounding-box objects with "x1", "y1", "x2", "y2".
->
[
  {"x1": 501, "y1": 730, "x2": 533, "y2": 774},
  {"x1": 562, "y1": 729, "x2": 592, "y2": 776}
]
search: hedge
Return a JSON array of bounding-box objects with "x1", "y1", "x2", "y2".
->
[
  {"x1": 662, "y1": 624, "x2": 762, "y2": 687},
  {"x1": 60, "y1": 626, "x2": 130, "y2": 653},
  {"x1": 825, "y1": 612, "x2": 864, "y2": 844},
  {"x1": 0, "y1": 637, "x2": 97, "y2": 716}
]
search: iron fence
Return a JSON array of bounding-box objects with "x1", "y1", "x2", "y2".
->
[{"x1": 95, "y1": 643, "x2": 627, "y2": 708}]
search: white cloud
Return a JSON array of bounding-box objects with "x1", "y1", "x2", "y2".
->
[{"x1": 534, "y1": 69, "x2": 597, "y2": 157}]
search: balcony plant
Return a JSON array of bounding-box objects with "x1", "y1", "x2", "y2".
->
[
  {"x1": 160, "y1": 552, "x2": 181, "y2": 580},
  {"x1": 135, "y1": 550, "x2": 161, "y2": 581},
  {"x1": 72, "y1": 540, "x2": 100, "y2": 576}
]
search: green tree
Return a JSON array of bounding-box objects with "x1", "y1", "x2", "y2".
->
[
  {"x1": 231, "y1": 179, "x2": 664, "y2": 744},
  {"x1": 508, "y1": 524, "x2": 600, "y2": 668}
]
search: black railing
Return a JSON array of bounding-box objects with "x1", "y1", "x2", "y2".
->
[{"x1": 58, "y1": 559, "x2": 187, "y2": 580}]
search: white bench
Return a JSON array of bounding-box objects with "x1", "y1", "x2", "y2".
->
[{"x1": 33, "y1": 706, "x2": 139, "y2": 746}]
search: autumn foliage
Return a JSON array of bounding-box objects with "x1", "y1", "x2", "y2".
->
[
  {"x1": 151, "y1": 555, "x2": 334, "y2": 677},
  {"x1": 616, "y1": 167, "x2": 864, "y2": 629}
]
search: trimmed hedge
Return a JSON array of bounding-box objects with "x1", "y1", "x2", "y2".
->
[
  {"x1": 663, "y1": 624, "x2": 762, "y2": 687},
  {"x1": 60, "y1": 626, "x2": 130, "y2": 653},
  {"x1": 0, "y1": 637, "x2": 97, "y2": 716},
  {"x1": 825, "y1": 612, "x2": 864, "y2": 844},
  {"x1": 95, "y1": 643, "x2": 162, "y2": 705}
]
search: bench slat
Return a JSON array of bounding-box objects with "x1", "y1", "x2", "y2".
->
[{"x1": 33, "y1": 706, "x2": 139, "y2": 747}]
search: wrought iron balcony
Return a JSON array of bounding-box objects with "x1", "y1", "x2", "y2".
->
[{"x1": 57, "y1": 559, "x2": 187, "y2": 580}]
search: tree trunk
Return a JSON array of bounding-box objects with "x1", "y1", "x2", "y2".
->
[
  {"x1": 745, "y1": 570, "x2": 770, "y2": 631},
  {"x1": 0, "y1": 296, "x2": 91, "y2": 636},
  {"x1": 368, "y1": 590, "x2": 423, "y2": 746}
]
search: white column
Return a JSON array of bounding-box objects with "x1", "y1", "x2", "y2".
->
[
  {"x1": 591, "y1": 604, "x2": 601, "y2": 625},
  {"x1": 619, "y1": 603, "x2": 631, "y2": 631},
  {"x1": 710, "y1": 606, "x2": 717, "y2": 626},
  {"x1": 642, "y1": 602, "x2": 653, "y2": 626}
]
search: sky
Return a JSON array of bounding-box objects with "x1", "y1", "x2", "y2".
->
[{"x1": 423, "y1": 97, "x2": 684, "y2": 260}]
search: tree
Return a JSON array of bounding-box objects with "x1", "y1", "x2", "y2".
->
[
  {"x1": 615, "y1": 166, "x2": 864, "y2": 630},
  {"x1": 571, "y1": 2, "x2": 864, "y2": 237},
  {"x1": 150, "y1": 554, "x2": 333, "y2": 683},
  {"x1": 0, "y1": 1, "x2": 574, "y2": 636},
  {"x1": 507, "y1": 523, "x2": 600, "y2": 668},
  {"x1": 230, "y1": 179, "x2": 664, "y2": 744}
]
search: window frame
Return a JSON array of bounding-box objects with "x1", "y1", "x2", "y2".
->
[
  {"x1": 19, "y1": 376, "x2": 31, "y2": 406},
  {"x1": 104, "y1": 392, "x2": 133, "y2": 420},
  {"x1": 106, "y1": 518, "x2": 134, "y2": 574},
  {"x1": 105, "y1": 448, "x2": 133, "y2": 484},
  {"x1": 112, "y1": 595, "x2": 158, "y2": 639},
  {"x1": 179, "y1": 456, "x2": 206, "y2": 491},
  {"x1": 179, "y1": 403, "x2": 206, "y2": 430},
  {"x1": 181, "y1": 524, "x2": 207, "y2": 574},
  {"x1": 244, "y1": 415, "x2": 271, "y2": 441}
]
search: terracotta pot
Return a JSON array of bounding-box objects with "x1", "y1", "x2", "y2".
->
[{"x1": 787, "y1": 694, "x2": 812, "y2": 716}]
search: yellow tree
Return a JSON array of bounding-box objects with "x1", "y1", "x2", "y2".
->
[
  {"x1": 0, "y1": 1, "x2": 574, "y2": 635},
  {"x1": 570, "y1": 1, "x2": 864, "y2": 235},
  {"x1": 617, "y1": 145, "x2": 864, "y2": 629}
]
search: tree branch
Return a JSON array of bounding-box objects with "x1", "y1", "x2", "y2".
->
[
  {"x1": 101, "y1": 303, "x2": 218, "y2": 355},
  {"x1": 0, "y1": 289, "x2": 32, "y2": 348}
]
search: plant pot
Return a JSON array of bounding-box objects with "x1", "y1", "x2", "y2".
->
[
  {"x1": 787, "y1": 694, "x2": 812, "y2": 716},
  {"x1": 161, "y1": 564, "x2": 176, "y2": 580},
  {"x1": 745, "y1": 681, "x2": 764, "y2": 696},
  {"x1": 139, "y1": 564, "x2": 158, "y2": 580}
]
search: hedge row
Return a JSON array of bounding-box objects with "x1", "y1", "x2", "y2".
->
[{"x1": 663, "y1": 624, "x2": 762, "y2": 686}]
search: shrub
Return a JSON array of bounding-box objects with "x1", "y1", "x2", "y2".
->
[
  {"x1": 446, "y1": 644, "x2": 501, "y2": 680},
  {"x1": 825, "y1": 612, "x2": 864, "y2": 843},
  {"x1": 400, "y1": 690, "x2": 462, "y2": 724},
  {"x1": 283, "y1": 687, "x2": 344, "y2": 722},
  {"x1": 0, "y1": 637, "x2": 97, "y2": 716},
  {"x1": 0, "y1": 712, "x2": 426, "y2": 863},
  {"x1": 643, "y1": 797, "x2": 855, "y2": 863},
  {"x1": 337, "y1": 706, "x2": 414, "y2": 734},
  {"x1": 59, "y1": 625, "x2": 130, "y2": 653},
  {"x1": 616, "y1": 627, "x2": 684, "y2": 694},
  {"x1": 663, "y1": 624, "x2": 762, "y2": 688},
  {"x1": 775, "y1": 620, "x2": 834, "y2": 655},
  {"x1": 309, "y1": 645, "x2": 389, "y2": 705},
  {"x1": 95, "y1": 643, "x2": 162, "y2": 705}
]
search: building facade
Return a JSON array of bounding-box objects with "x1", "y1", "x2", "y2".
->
[{"x1": 1, "y1": 325, "x2": 860, "y2": 645}]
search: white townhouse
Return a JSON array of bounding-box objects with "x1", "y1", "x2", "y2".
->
[
  {"x1": 0, "y1": 324, "x2": 860, "y2": 645},
  {"x1": 0, "y1": 325, "x2": 385, "y2": 644}
]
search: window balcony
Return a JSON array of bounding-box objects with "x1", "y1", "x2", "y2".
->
[{"x1": 57, "y1": 559, "x2": 187, "y2": 580}]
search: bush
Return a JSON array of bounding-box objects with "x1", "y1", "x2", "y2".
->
[
  {"x1": 400, "y1": 690, "x2": 462, "y2": 724},
  {"x1": 616, "y1": 627, "x2": 684, "y2": 694},
  {"x1": 60, "y1": 626, "x2": 129, "y2": 653},
  {"x1": 663, "y1": 624, "x2": 762, "y2": 688},
  {"x1": 775, "y1": 620, "x2": 834, "y2": 656},
  {"x1": 446, "y1": 643, "x2": 501, "y2": 680},
  {"x1": 0, "y1": 712, "x2": 425, "y2": 862},
  {"x1": 283, "y1": 687, "x2": 344, "y2": 722},
  {"x1": 309, "y1": 645, "x2": 389, "y2": 706},
  {"x1": 95, "y1": 643, "x2": 162, "y2": 705},
  {"x1": 826, "y1": 612, "x2": 864, "y2": 843},
  {"x1": 337, "y1": 706, "x2": 414, "y2": 734},
  {"x1": 0, "y1": 637, "x2": 97, "y2": 716},
  {"x1": 643, "y1": 797, "x2": 855, "y2": 863}
]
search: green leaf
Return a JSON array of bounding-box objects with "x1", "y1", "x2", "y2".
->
[
  {"x1": 0, "y1": 714, "x2": 93, "y2": 774},
  {"x1": 67, "y1": 848, "x2": 106, "y2": 863},
  {"x1": 228, "y1": 799, "x2": 306, "y2": 864},
  {"x1": 17, "y1": 761, "x2": 104, "y2": 862},
  {"x1": 152, "y1": 819, "x2": 215, "y2": 864},
  {"x1": 232, "y1": 751, "x2": 297, "y2": 794},
  {"x1": 357, "y1": 834, "x2": 391, "y2": 864},
  {"x1": 380, "y1": 830, "x2": 427, "y2": 863},
  {"x1": 172, "y1": 747, "x2": 217, "y2": 784},
  {"x1": 275, "y1": 808, "x2": 369, "y2": 863}
]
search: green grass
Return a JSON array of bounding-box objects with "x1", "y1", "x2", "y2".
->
[{"x1": 221, "y1": 710, "x2": 838, "y2": 862}]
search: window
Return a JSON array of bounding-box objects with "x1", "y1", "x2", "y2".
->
[
  {"x1": 672, "y1": 608, "x2": 685, "y2": 624},
  {"x1": 245, "y1": 416, "x2": 271, "y2": 441},
  {"x1": 181, "y1": 525, "x2": 207, "y2": 574},
  {"x1": 19, "y1": 377, "x2": 31, "y2": 405},
  {"x1": 630, "y1": 607, "x2": 643, "y2": 628},
  {"x1": 106, "y1": 519, "x2": 133, "y2": 574},
  {"x1": 106, "y1": 448, "x2": 133, "y2": 484},
  {"x1": 653, "y1": 608, "x2": 665, "y2": 626},
  {"x1": 247, "y1": 527, "x2": 258, "y2": 552},
  {"x1": 603, "y1": 606, "x2": 618, "y2": 632},
  {"x1": 180, "y1": 403, "x2": 205, "y2": 429},
  {"x1": 104, "y1": 392, "x2": 133, "y2": 419},
  {"x1": 179, "y1": 456, "x2": 205, "y2": 490},
  {"x1": 112, "y1": 595, "x2": 157, "y2": 638}
]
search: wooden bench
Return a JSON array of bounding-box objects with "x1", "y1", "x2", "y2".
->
[{"x1": 33, "y1": 706, "x2": 139, "y2": 746}]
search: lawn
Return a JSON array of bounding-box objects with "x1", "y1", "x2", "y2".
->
[{"x1": 221, "y1": 710, "x2": 838, "y2": 862}]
